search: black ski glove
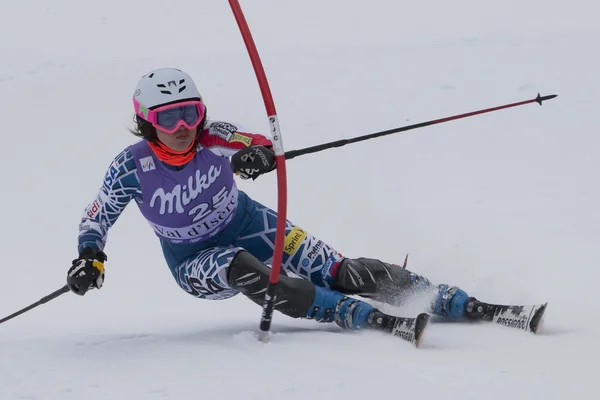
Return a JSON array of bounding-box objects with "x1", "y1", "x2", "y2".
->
[
  {"x1": 66, "y1": 248, "x2": 107, "y2": 296},
  {"x1": 231, "y1": 145, "x2": 276, "y2": 180}
]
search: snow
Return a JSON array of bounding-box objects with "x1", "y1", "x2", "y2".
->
[{"x1": 1, "y1": 0, "x2": 599, "y2": 399}]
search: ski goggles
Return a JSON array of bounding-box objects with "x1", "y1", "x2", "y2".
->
[{"x1": 133, "y1": 99, "x2": 206, "y2": 134}]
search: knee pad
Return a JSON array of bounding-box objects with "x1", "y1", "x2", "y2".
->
[{"x1": 228, "y1": 251, "x2": 315, "y2": 318}]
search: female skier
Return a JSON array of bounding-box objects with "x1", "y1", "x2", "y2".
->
[{"x1": 66, "y1": 67, "x2": 481, "y2": 339}]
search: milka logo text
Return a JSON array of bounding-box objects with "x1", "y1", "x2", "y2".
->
[{"x1": 150, "y1": 166, "x2": 222, "y2": 214}]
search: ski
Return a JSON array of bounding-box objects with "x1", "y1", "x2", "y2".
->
[
  {"x1": 368, "y1": 311, "x2": 430, "y2": 347},
  {"x1": 467, "y1": 300, "x2": 548, "y2": 334}
]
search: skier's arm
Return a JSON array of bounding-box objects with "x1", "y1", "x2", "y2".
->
[
  {"x1": 199, "y1": 120, "x2": 276, "y2": 180},
  {"x1": 198, "y1": 120, "x2": 272, "y2": 158},
  {"x1": 78, "y1": 148, "x2": 141, "y2": 254}
]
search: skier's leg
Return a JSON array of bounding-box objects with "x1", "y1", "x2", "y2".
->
[
  {"x1": 228, "y1": 250, "x2": 376, "y2": 330},
  {"x1": 328, "y1": 257, "x2": 472, "y2": 319},
  {"x1": 169, "y1": 246, "x2": 242, "y2": 300},
  {"x1": 167, "y1": 243, "x2": 378, "y2": 330},
  {"x1": 233, "y1": 201, "x2": 344, "y2": 286},
  {"x1": 232, "y1": 197, "x2": 471, "y2": 319}
]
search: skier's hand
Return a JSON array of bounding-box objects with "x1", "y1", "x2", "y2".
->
[
  {"x1": 66, "y1": 248, "x2": 107, "y2": 296},
  {"x1": 231, "y1": 145, "x2": 276, "y2": 180}
]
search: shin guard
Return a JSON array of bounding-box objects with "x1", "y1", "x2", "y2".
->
[
  {"x1": 331, "y1": 257, "x2": 433, "y2": 304},
  {"x1": 228, "y1": 251, "x2": 315, "y2": 318}
]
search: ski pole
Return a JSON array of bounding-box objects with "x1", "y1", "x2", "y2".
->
[
  {"x1": 284, "y1": 93, "x2": 557, "y2": 160},
  {"x1": 0, "y1": 285, "x2": 70, "y2": 325}
]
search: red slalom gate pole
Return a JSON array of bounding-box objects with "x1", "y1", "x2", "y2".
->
[{"x1": 228, "y1": 0, "x2": 288, "y2": 341}]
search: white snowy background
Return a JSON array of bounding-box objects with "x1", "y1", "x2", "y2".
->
[{"x1": 1, "y1": 1, "x2": 598, "y2": 399}]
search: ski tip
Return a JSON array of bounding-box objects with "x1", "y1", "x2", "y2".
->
[
  {"x1": 536, "y1": 93, "x2": 558, "y2": 105},
  {"x1": 529, "y1": 302, "x2": 548, "y2": 334},
  {"x1": 414, "y1": 313, "x2": 430, "y2": 348},
  {"x1": 402, "y1": 253, "x2": 409, "y2": 269}
]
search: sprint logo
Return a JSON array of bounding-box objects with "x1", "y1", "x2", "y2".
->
[{"x1": 284, "y1": 226, "x2": 307, "y2": 256}]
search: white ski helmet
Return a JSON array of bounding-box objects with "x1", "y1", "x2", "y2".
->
[{"x1": 132, "y1": 68, "x2": 203, "y2": 113}]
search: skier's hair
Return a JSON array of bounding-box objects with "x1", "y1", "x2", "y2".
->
[
  {"x1": 129, "y1": 115, "x2": 157, "y2": 141},
  {"x1": 129, "y1": 111, "x2": 208, "y2": 142}
]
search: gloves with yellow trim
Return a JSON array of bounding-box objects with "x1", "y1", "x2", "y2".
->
[{"x1": 66, "y1": 248, "x2": 107, "y2": 296}]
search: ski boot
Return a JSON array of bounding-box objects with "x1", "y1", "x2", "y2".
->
[
  {"x1": 432, "y1": 285, "x2": 548, "y2": 334},
  {"x1": 308, "y1": 287, "x2": 429, "y2": 347}
]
